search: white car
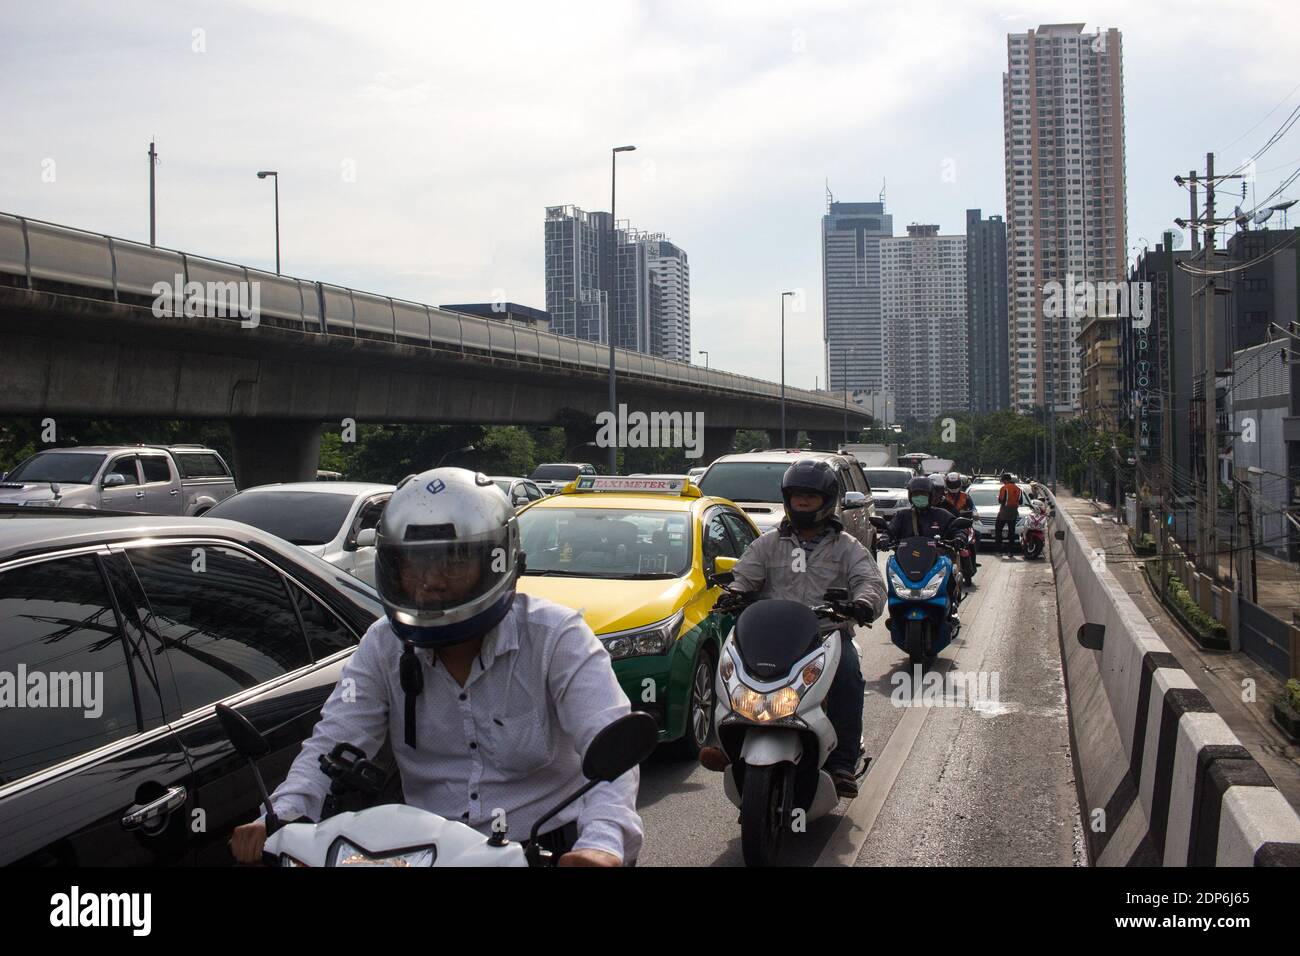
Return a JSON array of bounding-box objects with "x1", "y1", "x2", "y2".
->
[
  {"x1": 859, "y1": 466, "x2": 916, "y2": 519},
  {"x1": 687, "y1": 466, "x2": 707, "y2": 483},
  {"x1": 203, "y1": 481, "x2": 395, "y2": 586},
  {"x1": 488, "y1": 476, "x2": 546, "y2": 511}
]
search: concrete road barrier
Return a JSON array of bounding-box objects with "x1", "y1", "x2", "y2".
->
[{"x1": 1049, "y1": 494, "x2": 1300, "y2": 866}]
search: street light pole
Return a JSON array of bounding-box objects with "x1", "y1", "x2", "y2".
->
[
  {"x1": 608, "y1": 145, "x2": 636, "y2": 475},
  {"x1": 256, "y1": 170, "x2": 280, "y2": 275},
  {"x1": 842, "y1": 345, "x2": 855, "y2": 446},
  {"x1": 780, "y1": 291, "x2": 794, "y2": 447},
  {"x1": 698, "y1": 349, "x2": 709, "y2": 370}
]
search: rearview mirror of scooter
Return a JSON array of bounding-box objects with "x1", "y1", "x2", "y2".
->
[
  {"x1": 949, "y1": 516, "x2": 973, "y2": 531},
  {"x1": 215, "y1": 703, "x2": 279, "y2": 832},
  {"x1": 869, "y1": 515, "x2": 888, "y2": 531},
  {"x1": 525, "y1": 712, "x2": 658, "y2": 864},
  {"x1": 823, "y1": 587, "x2": 850, "y2": 603},
  {"x1": 708, "y1": 570, "x2": 735, "y2": 588}
]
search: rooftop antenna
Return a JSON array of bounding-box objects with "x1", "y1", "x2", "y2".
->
[
  {"x1": 879, "y1": 178, "x2": 886, "y2": 205},
  {"x1": 825, "y1": 179, "x2": 834, "y2": 213}
]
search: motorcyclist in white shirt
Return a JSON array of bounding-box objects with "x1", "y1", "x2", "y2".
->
[{"x1": 230, "y1": 467, "x2": 641, "y2": 866}]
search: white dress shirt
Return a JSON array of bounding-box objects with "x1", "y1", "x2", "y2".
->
[{"x1": 268, "y1": 593, "x2": 643, "y2": 862}]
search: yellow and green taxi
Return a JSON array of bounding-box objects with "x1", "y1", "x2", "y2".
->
[{"x1": 514, "y1": 475, "x2": 760, "y2": 757}]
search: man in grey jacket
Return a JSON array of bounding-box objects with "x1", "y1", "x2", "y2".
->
[{"x1": 712, "y1": 458, "x2": 886, "y2": 797}]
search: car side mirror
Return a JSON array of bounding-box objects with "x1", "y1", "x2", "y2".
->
[
  {"x1": 355, "y1": 528, "x2": 377, "y2": 549},
  {"x1": 842, "y1": 491, "x2": 867, "y2": 509},
  {"x1": 950, "y1": 517, "x2": 973, "y2": 531},
  {"x1": 102, "y1": 473, "x2": 127, "y2": 488}
]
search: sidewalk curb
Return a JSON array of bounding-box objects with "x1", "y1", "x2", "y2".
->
[{"x1": 1049, "y1": 491, "x2": 1300, "y2": 866}]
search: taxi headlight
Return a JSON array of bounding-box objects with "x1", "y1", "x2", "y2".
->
[
  {"x1": 730, "y1": 685, "x2": 801, "y2": 722},
  {"x1": 601, "y1": 610, "x2": 684, "y2": 661},
  {"x1": 329, "y1": 840, "x2": 435, "y2": 867}
]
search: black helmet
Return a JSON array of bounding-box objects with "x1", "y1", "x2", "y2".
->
[
  {"x1": 781, "y1": 458, "x2": 838, "y2": 529},
  {"x1": 906, "y1": 475, "x2": 934, "y2": 510},
  {"x1": 944, "y1": 471, "x2": 962, "y2": 492}
]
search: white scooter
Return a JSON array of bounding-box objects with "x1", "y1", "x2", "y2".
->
[
  {"x1": 710, "y1": 588, "x2": 868, "y2": 867},
  {"x1": 216, "y1": 703, "x2": 656, "y2": 867}
]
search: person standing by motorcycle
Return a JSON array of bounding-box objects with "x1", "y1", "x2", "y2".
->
[
  {"x1": 994, "y1": 472, "x2": 1023, "y2": 555},
  {"x1": 707, "y1": 458, "x2": 885, "y2": 798},
  {"x1": 229, "y1": 468, "x2": 642, "y2": 867}
]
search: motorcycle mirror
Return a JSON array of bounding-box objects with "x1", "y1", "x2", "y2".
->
[
  {"x1": 869, "y1": 515, "x2": 888, "y2": 530},
  {"x1": 582, "y1": 712, "x2": 659, "y2": 783},
  {"x1": 215, "y1": 702, "x2": 270, "y2": 759},
  {"x1": 708, "y1": 570, "x2": 735, "y2": 588},
  {"x1": 823, "y1": 587, "x2": 850, "y2": 602},
  {"x1": 215, "y1": 703, "x2": 279, "y2": 831},
  {"x1": 950, "y1": 517, "x2": 973, "y2": 530},
  {"x1": 526, "y1": 712, "x2": 658, "y2": 860}
]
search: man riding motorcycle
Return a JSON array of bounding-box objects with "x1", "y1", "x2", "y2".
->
[
  {"x1": 884, "y1": 474, "x2": 962, "y2": 620},
  {"x1": 230, "y1": 468, "x2": 642, "y2": 867},
  {"x1": 703, "y1": 458, "x2": 885, "y2": 798}
]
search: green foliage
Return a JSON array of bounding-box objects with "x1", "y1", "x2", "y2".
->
[
  {"x1": 734, "y1": 429, "x2": 770, "y2": 453},
  {"x1": 1160, "y1": 566, "x2": 1228, "y2": 640},
  {"x1": 1283, "y1": 679, "x2": 1300, "y2": 714}
]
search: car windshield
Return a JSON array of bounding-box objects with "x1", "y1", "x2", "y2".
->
[
  {"x1": 863, "y1": 468, "x2": 914, "y2": 490},
  {"x1": 204, "y1": 491, "x2": 357, "y2": 546},
  {"x1": 531, "y1": 465, "x2": 581, "y2": 481},
  {"x1": 697, "y1": 461, "x2": 790, "y2": 502},
  {"x1": 492, "y1": 479, "x2": 512, "y2": 493},
  {"x1": 5, "y1": 452, "x2": 105, "y2": 484},
  {"x1": 518, "y1": 507, "x2": 692, "y2": 578},
  {"x1": 967, "y1": 486, "x2": 1003, "y2": 507}
]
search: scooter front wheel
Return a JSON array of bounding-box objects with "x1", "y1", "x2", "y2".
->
[
  {"x1": 905, "y1": 619, "x2": 927, "y2": 666},
  {"x1": 1024, "y1": 537, "x2": 1043, "y2": 559},
  {"x1": 740, "y1": 763, "x2": 793, "y2": 867}
]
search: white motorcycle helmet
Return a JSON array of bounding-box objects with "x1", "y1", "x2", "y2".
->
[{"x1": 374, "y1": 467, "x2": 522, "y2": 648}]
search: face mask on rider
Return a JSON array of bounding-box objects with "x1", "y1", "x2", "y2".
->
[{"x1": 910, "y1": 494, "x2": 930, "y2": 508}]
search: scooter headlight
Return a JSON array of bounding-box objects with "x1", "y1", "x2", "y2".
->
[
  {"x1": 730, "y1": 685, "x2": 800, "y2": 722},
  {"x1": 915, "y1": 576, "x2": 945, "y2": 600},
  {"x1": 329, "y1": 839, "x2": 436, "y2": 867},
  {"x1": 889, "y1": 570, "x2": 909, "y2": 594}
]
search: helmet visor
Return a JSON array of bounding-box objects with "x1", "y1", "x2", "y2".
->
[{"x1": 375, "y1": 525, "x2": 513, "y2": 614}]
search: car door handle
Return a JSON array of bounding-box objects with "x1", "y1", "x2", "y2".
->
[
  {"x1": 121, "y1": 785, "x2": 187, "y2": 830},
  {"x1": 134, "y1": 491, "x2": 145, "y2": 499},
  {"x1": 169, "y1": 489, "x2": 179, "y2": 495}
]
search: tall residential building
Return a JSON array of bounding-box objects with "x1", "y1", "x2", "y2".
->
[
  {"x1": 966, "y1": 209, "x2": 1010, "y2": 412},
  {"x1": 543, "y1": 205, "x2": 688, "y2": 359},
  {"x1": 881, "y1": 224, "x2": 969, "y2": 423},
  {"x1": 822, "y1": 200, "x2": 894, "y2": 403},
  {"x1": 644, "y1": 238, "x2": 691, "y2": 363},
  {"x1": 1003, "y1": 23, "x2": 1127, "y2": 413}
]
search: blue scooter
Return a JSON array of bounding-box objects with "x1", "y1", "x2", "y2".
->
[{"x1": 869, "y1": 515, "x2": 973, "y2": 665}]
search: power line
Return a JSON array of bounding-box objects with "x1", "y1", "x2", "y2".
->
[{"x1": 1217, "y1": 80, "x2": 1300, "y2": 158}]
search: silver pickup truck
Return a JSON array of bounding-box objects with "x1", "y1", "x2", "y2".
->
[{"x1": 0, "y1": 444, "x2": 237, "y2": 515}]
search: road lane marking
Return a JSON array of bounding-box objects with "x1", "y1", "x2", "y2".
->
[{"x1": 814, "y1": 552, "x2": 1013, "y2": 867}]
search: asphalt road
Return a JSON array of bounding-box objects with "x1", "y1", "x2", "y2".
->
[{"x1": 636, "y1": 541, "x2": 1085, "y2": 866}]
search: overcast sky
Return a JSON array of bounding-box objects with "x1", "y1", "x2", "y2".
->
[{"x1": 2, "y1": 0, "x2": 1297, "y2": 390}]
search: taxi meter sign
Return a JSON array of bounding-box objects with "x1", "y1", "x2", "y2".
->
[{"x1": 574, "y1": 476, "x2": 686, "y2": 494}]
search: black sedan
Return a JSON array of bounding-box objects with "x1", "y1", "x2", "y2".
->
[{"x1": 0, "y1": 508, "x2": 384, "y2": 866}]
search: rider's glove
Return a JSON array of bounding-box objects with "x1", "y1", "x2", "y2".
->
[
  {"x1": 714, "y1": 588, "x2": 749, "y2": 613},
  {"x1": 851, "y1": 599, "x2": 873, "y2": 626}
]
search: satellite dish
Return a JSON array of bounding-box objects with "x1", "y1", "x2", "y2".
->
[
  {"x1": 1254, "y1": 207, "x2": 1275, "y2": 225},
  {"x1": 1169, "y1": 230, "x2": 1184, "y2": 250},
  {"x1": 1275, "y1": 199, "x2": 1297, "y2": 211}
]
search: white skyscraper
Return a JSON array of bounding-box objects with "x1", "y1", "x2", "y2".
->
[
  {"x1": 1003, "y1": 23, "x2": 1127, "y2": 413},
  {"x1": 881, "y1": 225, "x2": 969, "y2": 423},
  {"x1": 644, "y1": 238, "x2": 691, "y2": 363}
]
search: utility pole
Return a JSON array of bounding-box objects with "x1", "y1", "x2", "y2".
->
[
  {"x1": 1175, "y1": 156, "x2": 1243, "y2": 579},
  {"x1": 148, "y1": 140, "x2": 158, "y2": 246}
]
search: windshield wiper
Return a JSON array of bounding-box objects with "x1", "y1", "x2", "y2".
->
[
  {"x1": 623, "y1": 572, "x2": 679, "y2": 580},
  {"x1": 521, "y1": 569, "x2": 595, "y2": 577}
]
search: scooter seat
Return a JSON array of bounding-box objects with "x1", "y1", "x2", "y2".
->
[{"x1": 734, "y1": 599, "x2": 823, "y2": 682}]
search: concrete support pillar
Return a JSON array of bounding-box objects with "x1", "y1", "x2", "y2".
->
[
  {"x1": 807, "y1": 430, "x2": 838, "y2": 452},
  {"x1": 229, "y1": 419, "x2": 323, "y2": 489},
  {"x1": 765, "y1": 429, "x2": 784, "y2": 451},
  {"x1": 699, "y1": 427, "x2": 736, "y2": 467}
]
